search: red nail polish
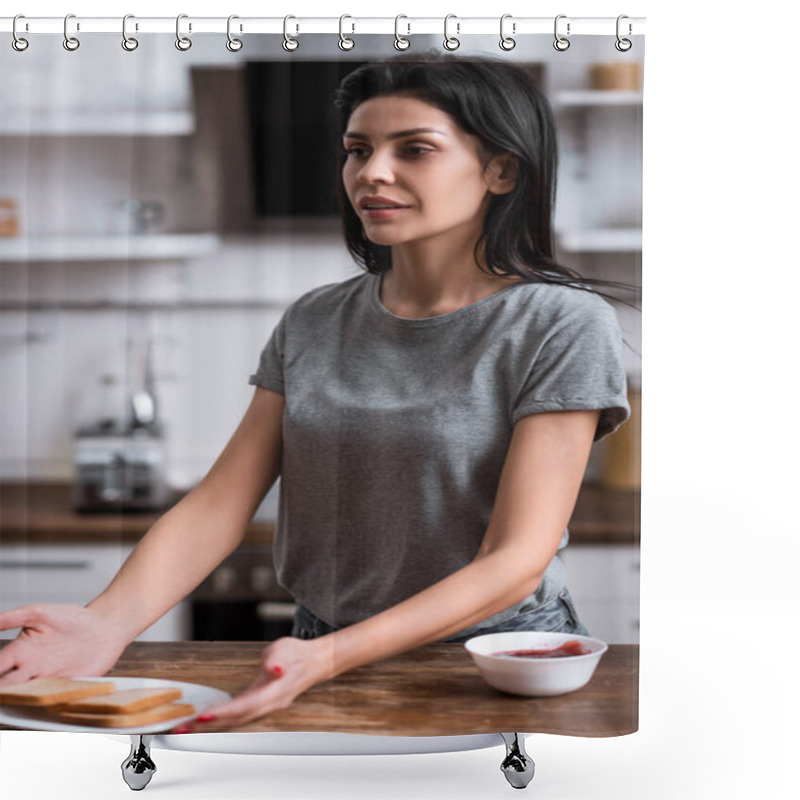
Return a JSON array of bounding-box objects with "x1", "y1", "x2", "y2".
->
[
  {"x1": 196, "y1": 714, "x2": 216, "y2": 722},
  {"x1": 272, "y1": 665, "x2": 284, "y2": 677}
]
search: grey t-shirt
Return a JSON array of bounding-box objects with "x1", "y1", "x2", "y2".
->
[{"x1": 249, "y1": 273, "x2": 629, "y2": 635}]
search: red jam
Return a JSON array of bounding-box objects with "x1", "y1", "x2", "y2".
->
[{"x1": 491, "y1": 640, "x2": 590, "y2": 659}]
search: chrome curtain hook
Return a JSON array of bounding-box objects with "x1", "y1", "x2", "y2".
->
[
  {"x1": 63, "y1": 13, "x2": 80, "y2": 51},
  {"x1": 175, "y1": 13, "x2": 192, "y2": 51},
  {"x1": 615, "y1": 14, "x2": 632, "y2": 51},
  {"x1": 283, "y1": 15, "x2": 299, "y2": 51},
  {"x1": 553, "y1": 14, "x2": 570, "y2": 51},
  {"x1": 338, "y1": 14, "x2": 355, "y2": 50},
  {"x1": 226, "y1": 15, "x2": 243, "y2": 51},
  {"x1": 499, "y1": 14, "x2": 516, "y2": 51},
  {"x1": 443, "y1": 14, "x2": 460, "y2": 51},
  {"x1": 394, "y1": 14, "x2": 410, "y2": 51},
  {"x1": 122, "y1": 14, "x2": 139, "y2": 51},
  {"x1": 12, "y1": 14, "x2": 29, "y2": 51}
]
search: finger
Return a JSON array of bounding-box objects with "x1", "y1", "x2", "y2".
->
[
  {"x1": 247, "y1": 664, "x2": 283, "y2": 690},
  {"x1": 172, "y1": 682, "x2": 281, "y2": 734},
  {"x1": 0, "y1": 664, "x2": 37, "y2": 688},
  {"x1": 0, "y1": 606, "x2": 36, "y2": 632},
  {"x1": 180, "y1": 669, "x2": 285, "y2": 733},
  {"x1": 0, "y1": 640, "x2": 22, "y2": 680}
]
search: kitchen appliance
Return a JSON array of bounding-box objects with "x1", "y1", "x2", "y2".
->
[
  {"x1": 73, "y1": 338, "x2": 170, "y2": 512},
  {"x1": 72, "y1": 426, "x2": 170, "y2": 512}
]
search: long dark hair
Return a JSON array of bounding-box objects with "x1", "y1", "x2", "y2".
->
[{"x1": 333, "y1": 51, "x2": 634, "y2": 299}]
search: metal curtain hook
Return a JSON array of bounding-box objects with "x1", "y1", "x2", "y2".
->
[
  {"x1": 339, "y1": 14, "x2": 354, "y2": 50},
  {"x1": 175, "y1": 13, "x2": 192, "y2": 51},
  {"x1": 443, "y1": 14, "x2": 460, "y2": 51},
  {"x1": 394, "y1": 15, "x2": 410, "y2": 50},
  {"x1": 615, "y1": 14, "x2": 632, "y2": 51},
  {"x1": 12, "y1": 14, "x2": 29, "y2": 51},
  {"x1": 553, "y1": 14, "x2": 570, "y2": 51},
  {"x1": 122, "y1": 14, "x2": 139, "y2": 51},
  {"x1": 283, "y1": 15, "x2": 299, "y2": 51},
  {"x1": 499, "y1": 14, "x2": 516, "y2": 51},
  {"x1": 226, "y1": 15, "x2": 243, "y2": 51},
  {"x1": 63, "y1": 13, "x2": 80, "y2": 51}
]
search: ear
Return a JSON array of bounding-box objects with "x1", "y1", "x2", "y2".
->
[{"x1": 485, "y1": 153, "x2": 519, "y2": 195}]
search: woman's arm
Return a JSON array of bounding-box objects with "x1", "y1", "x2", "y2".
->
[
  {"x1": 184, "y1": 408, "x2": 599, "y2": 732},
  {"x1": 0, "y1": 387, "x2": 284, "y2": 685}
]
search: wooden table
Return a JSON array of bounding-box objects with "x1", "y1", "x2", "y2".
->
[
  {"x1": 0, "y1": 641, "x2": 637, "y2": 737},
  {"x1": 1, "y1": 641, "x2": 638, "y2": 791}
]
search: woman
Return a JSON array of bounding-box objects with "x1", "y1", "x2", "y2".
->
[{"x1": 0, "y1": 53, "x2": 630, "y2": 733}]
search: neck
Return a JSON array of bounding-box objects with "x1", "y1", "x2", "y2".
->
[{"x1": 381, "y1": 235, "x2": 517, "y2": 319}]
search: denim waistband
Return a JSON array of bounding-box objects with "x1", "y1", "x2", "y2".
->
[{"x1": 291, "y1": 589, "x2": 589, "y2": 643}]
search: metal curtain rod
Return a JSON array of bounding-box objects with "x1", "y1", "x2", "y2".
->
[{"x1": 0, "y1": 15, "x2": 646, "y2": 36}]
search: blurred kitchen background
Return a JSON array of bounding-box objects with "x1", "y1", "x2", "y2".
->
[{"x1": 0, "y1": 34, "x2": 642, "y2": 643}]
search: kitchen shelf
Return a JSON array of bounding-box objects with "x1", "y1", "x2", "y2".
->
[
  {"x1": 0, "y1": 110, "x2": 195, "y2": 136},
  {"x1": 0, "y1": 233, "x2": 220, "y2": 263},
  {"x1": 556, "y1": 228, "x2": 642, "y2": 253},
  {"x1": 552, "y1": 90, "x2": 643, "y2": 109}
]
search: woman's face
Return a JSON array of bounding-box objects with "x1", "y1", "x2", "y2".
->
[{"x1": 342, "y1": 94, "x2": 509, "y2": 249}]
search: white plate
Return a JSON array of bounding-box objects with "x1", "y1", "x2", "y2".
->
[{"x1": 0, "y1": 676, "x2": 232, "y2": 734}]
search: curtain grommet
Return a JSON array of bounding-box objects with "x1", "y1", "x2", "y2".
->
[
  {"x1": 499, "y1": 14, "x2": 516, "y2": 51},
  {"x1": 12, "y1": 14, "x2": 29, "y2": 51},
  {"x1": 175, "y1": 13, "x2": 192, "y2": 51},
  {"x1": 443, "y1": 14, "x2": 460, "y2": 51},
  {"x1": 63, "y1": 13, "x2": 80, "y2": 51},
  {"x1": 226, "y1": 15, "x2": 243, "y2": 52},
  {"x1": 121, "y1": 14, "x2": 138, "y2": 51},
  {"x1": 283, "y1": 15, "x2": 299, "y2": 51},
  {"x1": 338, "y1": 14, "x2": 355, "y2": 51},
  {"x1": 394, "y1": 15, "x2": 410, "y2": 50},
  {"x1": 553, "y1": 14, "x2": 570, "y2": 51},
  {"x1": 615, "y1": 15, "x2": 633, "y2": 51}
]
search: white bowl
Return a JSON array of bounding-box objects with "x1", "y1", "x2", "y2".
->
[{"x1": 464, "y1": 631, "x2": 608, "y2": 697}]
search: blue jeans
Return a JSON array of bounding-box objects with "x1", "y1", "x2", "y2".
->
[{"x1": 291, "y1": 590, "x2": 589, "y2": 643}]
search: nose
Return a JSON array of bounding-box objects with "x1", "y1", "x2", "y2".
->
[{"x1": 356, "y1": 148, "x2": 395, "y2": 185}]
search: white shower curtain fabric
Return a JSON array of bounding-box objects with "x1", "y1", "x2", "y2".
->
[{"x1": 0, "y1": 30, "x2": 642, "y2": 734}]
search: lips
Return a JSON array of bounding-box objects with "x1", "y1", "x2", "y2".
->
[{"x1": 358, "y1": 196, "x2": 410, "y2": 210}]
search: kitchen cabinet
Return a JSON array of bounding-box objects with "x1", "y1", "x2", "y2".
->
[
  {"x1": 0, "y1": 43, "x2": 217, "y2": 261},
  {"x1": 0, "y1": 543, "x2": 191, "y2": 641},
  {"x1": 561, "y1": 544, "x2": 640, "y2": 643}
]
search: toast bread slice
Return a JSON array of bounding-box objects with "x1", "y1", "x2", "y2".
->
[
  {"x1": 54, "y1": 687, "x2": 182, "y2": 714},
  {"x1": 0, "y1": 678, "x2": 116, "y2": 706},
  {"x1": 55, "y1": 701, "x2": 196, "y2": 728}
]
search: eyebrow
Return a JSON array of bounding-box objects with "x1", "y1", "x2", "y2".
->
[{"x1": 342, "y1": 127, "x2": 449, "y2": 141}]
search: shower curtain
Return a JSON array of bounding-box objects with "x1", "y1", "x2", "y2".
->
[{"x1": 0, "y1": 14, "x2": 643, "y2": 762}]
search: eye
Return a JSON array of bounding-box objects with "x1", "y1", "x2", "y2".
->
[
  {"x1": 343, "y1": 145, "x2": 368, "y2": 159},
  {"x1": 404, "y1": 144, "x2": 434, "y2": 157}
]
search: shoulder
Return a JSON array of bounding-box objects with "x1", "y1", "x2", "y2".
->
[{"x1": 506, "y1": 281, "x2": 618, "y2": 330}]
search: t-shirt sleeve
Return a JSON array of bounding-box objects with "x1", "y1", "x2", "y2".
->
[
  {"x1": 512, "y1": 295, "x2": 631, "y2": 441},
  {"x1": 248, "y1": 311, "x2": 288, "y2": 395}
]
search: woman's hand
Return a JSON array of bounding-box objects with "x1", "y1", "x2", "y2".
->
[
  {"x1": 0, "y1": 603, "x2": 131, "y2": 687},
  {"x1": 171, "y1": 636, "x2": 336, "y2": 734}
]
